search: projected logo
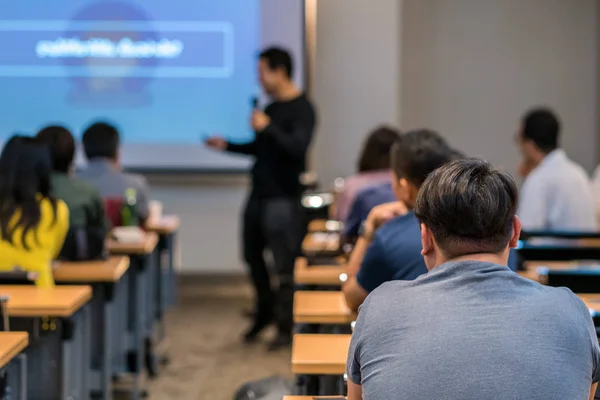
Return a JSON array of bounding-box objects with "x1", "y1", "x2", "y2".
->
[{"x1": 0, "y1": 0, "x2": 234, "y2": 107}]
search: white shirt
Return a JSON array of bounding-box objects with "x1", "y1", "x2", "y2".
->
[{"x1": 517, "y1": 149, "x2": 596, "y2": 232}]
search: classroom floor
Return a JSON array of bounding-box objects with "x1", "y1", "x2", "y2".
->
[{"x1": 144, "y1": 277, "x2": 293, "y2": 400}]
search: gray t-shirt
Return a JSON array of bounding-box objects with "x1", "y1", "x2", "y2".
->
[
  {"x1": 347, "y1": 260, "x2": 600, "y2": 400},
  {"x1": 77, "y1": 159, "x2": 150, "y2": 220}
]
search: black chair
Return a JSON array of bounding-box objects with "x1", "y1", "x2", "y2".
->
[{"x1": 0, "y1": 270, "x2": 35, "y2": 285}]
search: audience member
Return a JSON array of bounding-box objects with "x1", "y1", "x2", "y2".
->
[
  {"x1": 36, "y1": 126, "x2": 107, "y2": 233},
  {"x1": 343, "y1": 147, "x2": 465, "y2": 240},
  {"x1": 334, "y1": 126, "x2": 400, "y2": 222},
  {"x1": 0, "y1": 135, "x2": 69, "y2": 287},
  {"x1": 78, "y1": 122, "x2": 150, "y2": 224},
  {"x1": 347, "y1": 158, "x2": 600, "y2": 400},
  {"x1": 343, "y1": 182, "x2": 396, "y2": 240},
  {"x1": 516, "y1": 108, "x2": 595, "y2": 231},
  {"x1": 342, "y1": 129, "x2": 452, "y2": 311}
]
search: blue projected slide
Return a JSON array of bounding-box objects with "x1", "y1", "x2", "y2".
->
[{"x1": 0, "y1": 0, "x2": 291, "y2": 170}]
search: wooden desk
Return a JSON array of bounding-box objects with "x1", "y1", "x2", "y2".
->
[
  {"x1": 294, "y1": 291, "x2": 355, "y2": 324},
  {"x1": 107, "y1": 232, "x2": 159, "y2": 255},
  {"x1": 577, "y1": 294, "x2": 600, "y2": 314},
  {"x1": 292, "y1": 334, "x2": 351, "y2": 375},
  {"x1": 308, "y1": 219, "x2": 343, "y2": 233},
  {"x1": 284, "y1": 397, "x2": 345, "y2": 400},
  {"x1": 0, "y1": 332, "x2": 28, "y2": 368},
  {"x1": 54, "y1": 256, "x2": 130, "y2": 282},
  {"x1": 523, "y1": 261, "x2": 581, "y2": 270},
  {"x1": 295, "y1": 258, "x2": 346, "y2": 286},
  {"x1": 518, "y1": 238, "x2": 600, "y2": 261},
  {"x1": 0, "y1": 285, "x2": 92, "y2": 317},
  {"x1": 302, "y1": 233, "x2": 340, "y2": 254},
  {"x1": 145, "y1": 215, "x2": 180, "y2": 235}
]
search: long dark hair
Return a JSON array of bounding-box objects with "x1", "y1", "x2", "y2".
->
[
  {"x1": 357, "y1": 126, "x2": 401, "y2": 172},
  {"x1": 0, "y1": 135, "x2": 57, "y2": 250}
]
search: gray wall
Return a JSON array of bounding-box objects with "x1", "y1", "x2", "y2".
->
[
  {"x1": 402, "y1": 0, "x2": 599, "y2": 174},
  {"x1": 159, "y1": 0, "x2": 600, "y2": 273}
]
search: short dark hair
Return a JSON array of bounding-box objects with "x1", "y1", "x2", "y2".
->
[
  {"x1": 36, "y1": 125, "x2": 75, "y2": 173},
  {"x1": 390, "y1": 129, "x2": 452, "y2": 187},
  {"x1": 357, "y1": 126, "x2": 401, "y2": 172},
  {"x1": 259, "y1": 47, "x2": 293, "y2": 78},
  {"x1": 415, "y1": 158, "x2": 518, "y2": 258},
  {"x1": 82, "y1": 122, "x2": 120, "y2": 160},
  {"x1": 522, "y1": 107, "x2": 560, "y2": 153}
]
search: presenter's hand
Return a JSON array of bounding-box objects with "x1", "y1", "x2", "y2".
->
[
  {"x1": 365, "y1": 201, "x2": 408, "y2": 235},
  {"x1": 251, "y1": 110, "x2": 271, "y2": 132},
  {"x1": 205, "y1": 136, "x2": 227, "y2": 151}
]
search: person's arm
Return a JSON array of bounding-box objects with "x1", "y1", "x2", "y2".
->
[
  {"x1": 260, "y1": 105, "x2": 315, "y2": 160},
  {"x1": 343, "y1": 195, "x2": 367, "y2": 241},
  {"x1": 589, "y1": 383, "x2": 597, "y2": 400},
  {"x1": 226, "y1": 140, "x2": 258, "y2": 156},
  {"x1": 52, "y1": 201, "x2": 70, "y2": 260},
  {"x1": 347, "y1": 379, "x2": 363, "y2": 400},
  {"x1": 343, "y1": 235, "x2": 372, "y2": 311},
  {"x1": 344, "y1": 235, "x2": 392, "y2": 312}
]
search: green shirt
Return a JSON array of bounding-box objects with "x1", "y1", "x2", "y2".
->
[{"x1": 51, "y1": 173, "x2": 107, "y2": 231}]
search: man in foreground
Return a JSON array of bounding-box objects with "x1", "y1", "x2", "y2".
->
[{"x1": 347, "y1": 158, "x2": 600, "y2": 400}]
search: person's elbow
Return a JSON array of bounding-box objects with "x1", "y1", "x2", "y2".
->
[
  {"x1": 343, "y1": 277, "x2": 368, "y2": 312},
  {"x1": 347, "y1": 378, "x2": 363, "y2": 400}
]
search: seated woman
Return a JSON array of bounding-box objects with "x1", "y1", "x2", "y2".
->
[
  {"x1": 0, "y1": 135, "x2": 69, "y2": 287},
  {"x1": 37, "y1": 126, "x2": 107, "y2": 230},
  {"x1": 335, "y1": 126, "x2": 400, "y2": 222}
]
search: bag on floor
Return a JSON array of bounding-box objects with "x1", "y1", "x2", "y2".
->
[{"x1": 233, "y1": 375, "x2": 293, "y2": 400}]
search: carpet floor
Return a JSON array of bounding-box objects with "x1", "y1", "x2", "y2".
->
[{"x1": 144, "y1": 278, "x2": 293, "y2": 400}]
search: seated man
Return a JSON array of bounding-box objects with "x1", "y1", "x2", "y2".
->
[
  {"x1": 36, "y1": 125, "x2": 107, "y2": 234},
  {"x1": 516, "y1": 107, "x2": 595, "y2": 231},
  {"x1": 343, "y1": 129, "x2": 453, "y2": 311},
  {"x1": 347, "y1": 158, "x2": 600, "y2": 400},
  {"x1": 77, "y1": 122, "x2": 150, "y2": 225},
  {"x1": 344, "y1": 147, "x2": 466, "y2": 240}
]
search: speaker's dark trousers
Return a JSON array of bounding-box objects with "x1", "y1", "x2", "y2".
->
[{"x1": 242, "y1": 194, "x2": 302, "y2": 335}]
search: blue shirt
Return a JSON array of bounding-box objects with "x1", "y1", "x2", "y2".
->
[
  {"x1": 357, "y1": 211, "x2": 427, "y2": 292},
  {"x1": 348, "y1": 260, "x2": 600, "y2": 399},
  {"x1": 343, "y1": 183, "x2": 396, "y2": 238},
  {"x1": 518, "y1": 149, "x2": 596, "y2": 232}
]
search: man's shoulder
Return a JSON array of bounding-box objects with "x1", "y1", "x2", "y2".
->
[
  {"x1": 367, "y1": 278, "x2": 422, "y2": 308},
  {"x1": 120, "y1": 172, "x2": 148, "y2": 188},
  {"x1": 69, "y1": 176, "x2": 102, "y2": 196},
  {"x1": 376, "y1": 212, "x2": 420, "y2": 240}
]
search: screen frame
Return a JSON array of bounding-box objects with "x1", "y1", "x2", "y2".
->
[{"x1": 124, "y1": 0, "x2": 309, "y2": 175}]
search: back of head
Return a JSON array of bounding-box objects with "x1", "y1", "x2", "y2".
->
[
  {"x1": 391, "y1": 129, "x2": 453, "y2": 188},
  {"x1": 36, "y1": 125, "x2": 75, "y2": 173},
  {"x1": 0, "y1": 135, "x2": 55, "y2": 249},
  {"x1": 82, "y1": 122, "x2": 120, "y2": 161},
  {"x1": 522, "y1": 107, "x2": 560, "y2": 153},
  {"x1": 259, "y1": 47, "x2": 294, "y2": 79},
  {"x1": 358, "y1": 126, "x2": 402, "y2": 172},
  {"x1": 415, "y1": 158, "x2": 518, "y2": 259}
]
